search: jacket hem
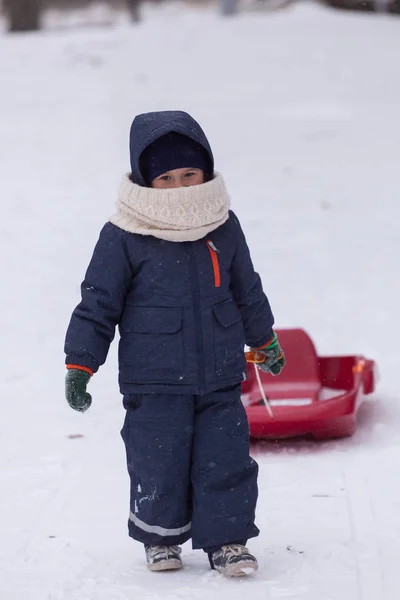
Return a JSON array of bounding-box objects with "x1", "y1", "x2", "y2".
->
[{"x1": 119, "y1": 375, "x2": 244, "y2": 396}]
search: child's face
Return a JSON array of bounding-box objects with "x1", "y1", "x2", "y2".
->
[{"x1": 151, "y1": 167, "x2": 205, "y2": 189}]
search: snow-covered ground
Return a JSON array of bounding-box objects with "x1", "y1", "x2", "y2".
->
[{"x1": 1, "y1": 3, "x2": 400, "y2": 599}]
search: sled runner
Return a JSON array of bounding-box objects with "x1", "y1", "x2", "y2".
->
[{"x1": 243, "y1": 329, "x2": 377, "y2": 440}]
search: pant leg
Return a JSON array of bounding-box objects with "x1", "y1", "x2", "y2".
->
[
  {"x1": 190, "y1": 385, "x2": 259, "y2": 550},
  {"x1": 121, "y1": 393, "x2": 193, "y2": 546}
]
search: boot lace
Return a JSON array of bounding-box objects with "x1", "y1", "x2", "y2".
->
[
  {"x1": 148, "y1": 545, "x2": 181, "y2": 559},
  {"x1": 222, "y1": 544, "x2": 249, "y2": 556}
]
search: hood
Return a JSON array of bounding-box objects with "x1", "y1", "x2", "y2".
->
[{"x1": 129, "y1": 110, "x2": 214, "y2": 187}]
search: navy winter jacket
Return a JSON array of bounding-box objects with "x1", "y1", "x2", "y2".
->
[
  {"x1": 65, "y1": 214, "x2": 274, "y2": 395},
  {"x1": 65, "y1": 110, "x2": 274, "y2": 395}
]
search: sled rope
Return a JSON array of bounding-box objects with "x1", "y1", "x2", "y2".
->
[{"x1": 254, "y1": 363, "x2": 274, "y2": 418}]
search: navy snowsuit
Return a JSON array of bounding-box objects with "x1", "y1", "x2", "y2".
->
[{"x1": 64, "y1": 112, "x2": 275, "y2": 549}]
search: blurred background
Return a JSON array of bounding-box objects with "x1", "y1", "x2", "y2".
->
[
  {"x1": 1, "y1": 2, "x2": 400, "y2": 600},
  {"x1": 1, "y1": 0, "x2": 400, "y2": 31}
]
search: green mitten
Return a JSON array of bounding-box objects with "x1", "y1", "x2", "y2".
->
[
  {"x1": 252, "y1": 332, "x2": 286, "y2": 376},
  {"x1": 65, "y1": 368, "x2": 92, "y2": 412}
]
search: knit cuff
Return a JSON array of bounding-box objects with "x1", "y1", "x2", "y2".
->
[
  {"x1": 66, "y1": 364, "x2": 94, "y2": 377},
  {"x1": 248, "y1": 329, "x2": 274, "y2": 350},
  {"x1": 256, "y1": 331, "x2": 277, "y2": 350},
  {"x1": 65, "y1": 353, "x2": 99, "y2": 374}
]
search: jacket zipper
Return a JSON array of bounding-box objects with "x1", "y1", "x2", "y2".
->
[
  {"x1": 188, "y1": 243, "x2": 206, "y2": 394},
  {"x1": 207, "y1": 240, "x2": 221, "y2": 288}
]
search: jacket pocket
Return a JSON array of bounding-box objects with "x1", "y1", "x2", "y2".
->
[
  {"x1": 212, "y1": 299, "x2": 245, "y2": 377},
  {"x1": 119, "y1": 306, "x2": 184, "y2": 382}
]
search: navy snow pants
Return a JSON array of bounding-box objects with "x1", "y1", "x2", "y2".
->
[{"x1": 121, "y1": 385, "x2": 259, "y2": 550}]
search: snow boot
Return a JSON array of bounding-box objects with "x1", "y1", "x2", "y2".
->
[
  {"x1": 144, "y1": 545, "x2": 183, "y2": 572},
  {"x1": 208, "y1": 544, "x2": 258, "y2": 577}
]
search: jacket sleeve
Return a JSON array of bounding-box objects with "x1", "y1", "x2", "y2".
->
[
  {"x1": 64, "y1": 223, "x2": 133, "y2": 373},
  {"x1": 229, "y1": 212, "x2": 275, "y2": 348}
]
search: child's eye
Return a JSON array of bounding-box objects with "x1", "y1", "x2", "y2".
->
[
  {"x1": 159, "y1": 175, "x2": 171, "y2": 181},
  {"x1": 185, "y1": 172, "x2": 196, "y2": 178}
]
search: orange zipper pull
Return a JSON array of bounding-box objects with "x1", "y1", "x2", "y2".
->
[{"x1": 207, "y1": 240, "x2": 221, "y2": 288}]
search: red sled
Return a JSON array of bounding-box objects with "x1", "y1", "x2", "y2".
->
[{"x1": 242, "y1": 329, "x2": 377, "y2": 441}]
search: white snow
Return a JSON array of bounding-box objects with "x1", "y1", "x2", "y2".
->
[{"x1": 1, "y1": 3, "x2": 400, "y2": 599}]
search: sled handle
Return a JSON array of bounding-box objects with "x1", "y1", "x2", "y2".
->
[
  {"x1": 253, "y1": 363, "x2": 274, "y2": 418},
  {"x1": 244, "y1": 352, "x2": 274, "y2": 418}
]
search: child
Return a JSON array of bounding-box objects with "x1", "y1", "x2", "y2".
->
[{"x1": 64, "y1": 111, "x2": 285, "y2": 578}]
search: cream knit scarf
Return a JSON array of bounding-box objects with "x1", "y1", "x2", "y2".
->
[{"x1": 109, "y1": 173, "x2": 230, "y2": 242}]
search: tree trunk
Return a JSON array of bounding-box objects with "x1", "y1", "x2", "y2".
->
[{"x1": 8, "y1": 0, "x2": 41, "y2": 33}]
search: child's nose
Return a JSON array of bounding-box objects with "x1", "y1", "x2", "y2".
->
[{"x1": 182, "y1": 179, "x2": 195, "y2": 188}]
